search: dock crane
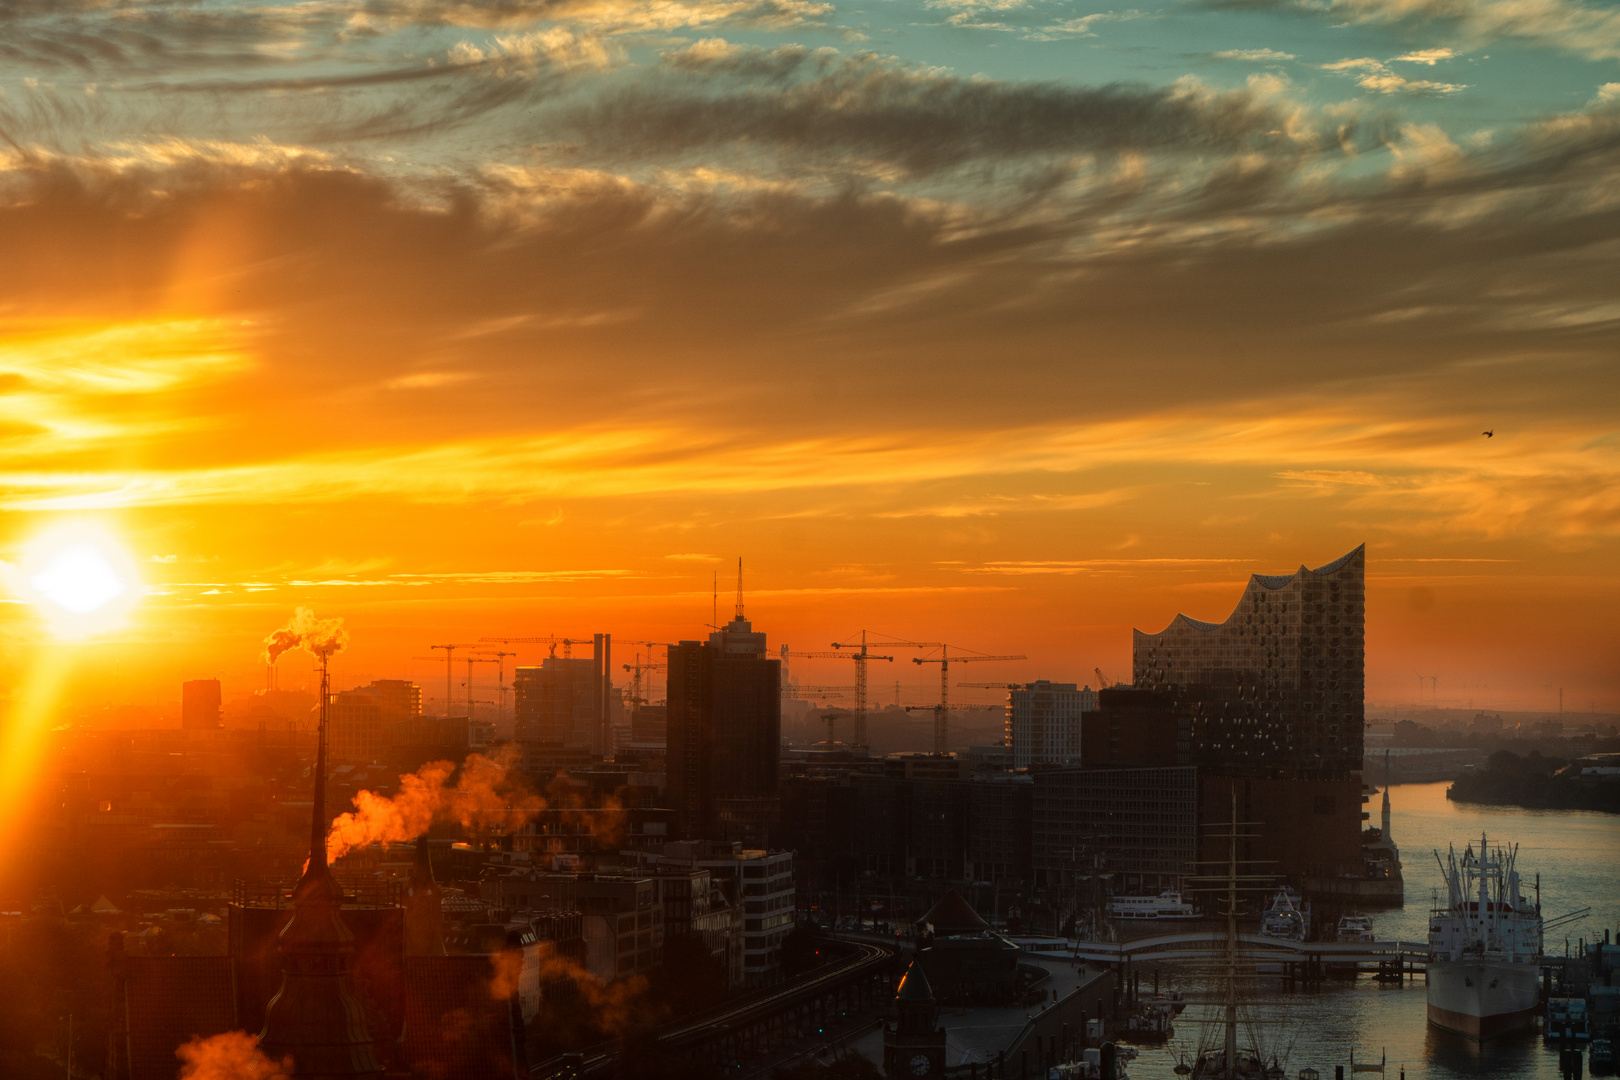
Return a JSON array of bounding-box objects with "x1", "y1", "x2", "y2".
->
[{"x1": 910, "y1": 646, "x2": 1026, "y2": 754}]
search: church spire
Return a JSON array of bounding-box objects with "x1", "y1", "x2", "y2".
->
[{"x1": 259, "y1": 650, "x2": 383, "y2": 1078}]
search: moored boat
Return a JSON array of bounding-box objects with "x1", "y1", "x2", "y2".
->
[
  {"x1": 1426, "y1": 835, "x2": 1543, "y2": 1040},
  {"x1": 1258, "y1": 888, "x2": 1310, "y2": 942},
  {"x1": 1108, "y1": 890, "x2": 1202, "y2": 921}
]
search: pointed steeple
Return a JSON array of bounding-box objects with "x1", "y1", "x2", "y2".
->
[
  {"x1": 1381, "y1": 749, "x2": 1393, "y2": 842},
  {"x1": 259, "y1": 656, "x2": 383, "y2": 1078}
]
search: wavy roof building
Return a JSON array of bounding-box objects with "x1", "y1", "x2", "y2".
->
[{"x1": 1132, "y1": 545, "x2": 1365, "y2": 780}]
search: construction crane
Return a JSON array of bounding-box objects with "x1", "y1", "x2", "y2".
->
[
  {"x1": 1095, "y1": 667, "x2": 1119, "y2": 690},
  {"x1": 783, "y1": 683, "x2": 855, "y2": 700},
  {"x1": 910, "y1": 646, "x2": 1026, "y2": 754},
  {"x1": 793, "y1": 636, "x2": 896, "y2": 749},
  {"x1": 905, "y1": 702, "x2": 1001, "y2": 749},
  {"x1": 478, "y1": 635, "x2": 596, "y2": 659},
  {"x1": 622, "y1": 654, "x2": 667, "y2": 708},
  {"x1": 474, "y1": 650, "x2": 517, "y2": 719},
  {"x1": 428, "y1": 644, "x2": 457, "y2": 717},
  {"x1": 785, "y1": 646, "x2": 887, "y2": 745},
  {"x1": 463, "y1": 655, "x2": 498, "y2": 719}
]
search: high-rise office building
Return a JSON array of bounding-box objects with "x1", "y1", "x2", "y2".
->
[
  {"x1": 666, "y1": 609, "x2": 781, "y2": 845},
  {"x1": 1006, "y1": 681, "x2": 1096, "y2": 767},
  {"x1": 181, "y1": 679, "x2": 222, "y2": 730}
]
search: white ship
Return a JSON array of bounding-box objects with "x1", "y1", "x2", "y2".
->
[
  {"x1": 1426, "y1": 835, "x2": 1543, "y2": 1040},
  {"x1": 1108, "y1": 890, "x2": 1201, "y2": 921},
  {"x1": 1258, "y1": 888, "x2": 1310, "y2": 942}
]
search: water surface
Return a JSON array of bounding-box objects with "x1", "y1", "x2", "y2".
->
[{"x1": 1125, "y1": 782, "x2": 1620, "y2": 1079}]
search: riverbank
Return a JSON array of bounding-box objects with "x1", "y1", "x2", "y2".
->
[{"x1": 1446, "y1": 751, "x2": 1620, "y2": 813}]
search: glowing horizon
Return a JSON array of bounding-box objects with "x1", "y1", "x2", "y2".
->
[{"x1": 0, "y1": 0, "x2": 1615, "y2": 727}]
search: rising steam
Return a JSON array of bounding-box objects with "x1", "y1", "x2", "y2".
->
[
  {"x1": 176, "y1": 1032, "x2": 291, "y2": 1080},
  {"x1": 325, "y1": 744, "x2": 546, "y2": 863},
  {"x1": 262, "y1": 606, "x2": 348, "y2": 664}
]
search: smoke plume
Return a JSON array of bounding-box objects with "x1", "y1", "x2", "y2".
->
[
  {"x1": 530, "y1": 942, "x2": 653, "y2": 1041},
  {"x1": 488, "y1": 949, "x2": 525, "y2": 1000},
  {"x1": 176, "y1": 1032, "x2": 291, "y2": 1080},
  {"x1": 262, "y1": 607, "x2": 349, "y2": 664},
  {"x1": 325, "y1": 744, "x2": 545, "y2": 862}
]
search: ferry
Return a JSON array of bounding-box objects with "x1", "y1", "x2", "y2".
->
[
  {"x1": 1108, "y1": 890, "x2": 1201, "y2": 921},
  {"x1": 1427, "y1": 835, "x2": 1543, "y2": 1039},
  {"x1": 1336, "y1": 915, "x2": 1375, "y2": 943}
]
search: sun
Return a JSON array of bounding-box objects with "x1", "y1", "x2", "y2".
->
[
  {"x1": 3, "y1": 523, "x2": 142, "y2": 636},
  {"x1": 33, "y1": 543, "x2": 128, "y2": 613}
]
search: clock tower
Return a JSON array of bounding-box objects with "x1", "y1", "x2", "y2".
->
[{"x1": 884, "y1": 961, "x2": 947, "y2": 1079}]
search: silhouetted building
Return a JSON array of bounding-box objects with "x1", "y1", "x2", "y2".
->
[
  {"x1": 1031, "y1": 765, "x2": 1198, "y2": 892},
  {"x1": 666, "y1": 609, "x2": 781, "y2": 845},
  {"x1": 967, "y1": 774, "x2": 1033, "y2": 883},
  {"x1": 514, "y1": 641, "x2": 615, "y2": 760},
  {"x1": 330, "y1": 679, "x2": 421, "y2": 763},
  {"x1": 1079, "y1": 687, "x2": 1188, "y2": 766},
  {"x1": 181, "y1": 678, "x2": 222, "y2": 730},
  {"x1": 1132, "y1": 546, "x2": 1369, "y2": 879},
  {"x1": 385, "y1": 714, "x2": 470, "y2": 774},
  {"x1": 515, "y1": 658, "x2": 597, "y2": 746},
  {"x1": 1007, "y1": 681, "x2": 1096, "y2": 767},
  {"x1": 1133, "y1": 546, "x2": 1365, "y2": 778},
  {"x1": 630, "y1": 704, "x2": 667, "y2": 745}
]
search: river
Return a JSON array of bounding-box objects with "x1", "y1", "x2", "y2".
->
[{"x1": 1124, "y1": 781, "x2": 1620, "y2": 1079}]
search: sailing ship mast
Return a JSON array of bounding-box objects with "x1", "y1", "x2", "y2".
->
[{"x1": 1224, "y1": 789, "x2": 1238, "y2": 1077}]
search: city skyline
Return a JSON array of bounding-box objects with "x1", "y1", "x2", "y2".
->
[
  {"x1": 2, "y1": 4, "x2": 1616, "y2": 1078},
  {"x1": 1, "y1": 0, "x2": 1617, "y2": 718}
]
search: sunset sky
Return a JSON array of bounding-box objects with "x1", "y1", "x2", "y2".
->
[{"x1": 0, "y1": 0, "x2": 1617, "y2": 719}]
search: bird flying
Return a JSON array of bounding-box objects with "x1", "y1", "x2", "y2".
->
[{"x1": 1483, "y1": 430, "x2": 1494, "y2": 437}]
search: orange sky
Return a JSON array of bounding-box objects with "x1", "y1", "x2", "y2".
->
[{"x1": 1, "y1": 2, "x2": 1618, "y2": 722}]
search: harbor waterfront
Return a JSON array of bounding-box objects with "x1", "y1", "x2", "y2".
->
[{"x1": 1120, "y1": 782, "x2": 1620, "y2": 1080}]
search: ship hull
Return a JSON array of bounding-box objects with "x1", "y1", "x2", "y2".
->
[{"x1": 1427, "y1": 959, "x2": 1541, "y2": 1040}]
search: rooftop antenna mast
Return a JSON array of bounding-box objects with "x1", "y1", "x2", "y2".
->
[
  {"x1": 735, "y1": 557, "x2": 744, "y2": 620},
  {"x1": 712, "y1": 571, "x2": 718, "y2": 629}
]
